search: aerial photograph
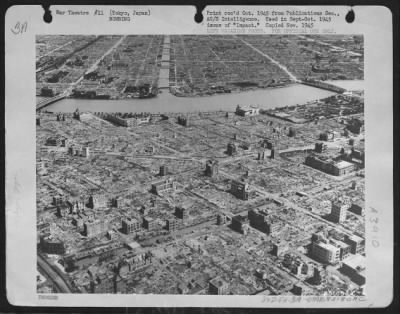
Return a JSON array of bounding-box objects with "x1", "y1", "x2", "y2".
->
[{"x1": 36, "y1": 35, "x2": 365, "y2": 296}]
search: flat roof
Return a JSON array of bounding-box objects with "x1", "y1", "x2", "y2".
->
[
  {"x1": 335, "y1": 160, "x2": 354, "y2": 169},
  {"x1": 315, "y1": 241, "x2": 340, "y2": 252},
  {"x1": 343, "y1": 254, "x2": 365, "y2": 270}
]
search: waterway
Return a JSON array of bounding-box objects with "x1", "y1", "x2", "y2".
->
[
  {"x1": 325, "y1": 80, "x2": 364, "y2": 90},
  {"x1": 42, "y1": 80, "x2": 364, "y2": 114}
]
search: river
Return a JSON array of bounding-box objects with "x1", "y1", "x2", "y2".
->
[{"x1": 42, "y1": 80, "x2": 364, "y2": 114}]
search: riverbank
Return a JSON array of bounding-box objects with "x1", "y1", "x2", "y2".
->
[{"x1": 40, "y1": 80, "x2": 364, "y2": 114}]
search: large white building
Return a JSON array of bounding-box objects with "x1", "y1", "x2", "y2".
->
[
  {"x1": 235, "y1": 105, "x2": 260, "y2": 117},
  {"x1": 311, "y1": 241, "x2": 341, "y2": 264}
]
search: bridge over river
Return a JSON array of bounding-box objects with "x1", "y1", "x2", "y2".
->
[{"x1": 36, "y1": 94, "x2": 67, "y2": 111}]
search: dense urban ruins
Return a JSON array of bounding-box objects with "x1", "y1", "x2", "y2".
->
[{"x1": 36, "y1": 35, "x2": 365, "y2": 296}]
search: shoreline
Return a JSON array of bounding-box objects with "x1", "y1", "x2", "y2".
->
[{"x1": 37, "y1": 79, "x2": 363, "y2": 101}]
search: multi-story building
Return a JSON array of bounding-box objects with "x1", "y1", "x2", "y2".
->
[
  {"x1": 231, "y1": 214, "x2": 249, "y2": 234},
  {"x1": 121, "y1": 217, "x2": 141, "y2": 234},
  {"x1": 177, "y1": 116, "x2": 190, "y2": 127},
  {"x1": 344, "y1": 234, "x2": 365, "y2": 255},
  {"x1": 340, "y1": 254, "x2": 366, "y2": 285},
  {"x1": 231, "y1": 179, "x2": 249, "y2": 200},
  {"x1": 66, "y1": 199, "x2": 86, "y2": 214},
  {"x1": 209, "y1": 277, "x2": 229, "y2": 295},
  {"x1": 82, "y1": 147, "x2": 90, "y2": 158},
  {"x1": 248, "y1": 210, "x2": 281, "y2": 235},
  {"x1": 143, "y1": 216, "x2": 157, "y2": 231},
  {"x1": 329, "y1": 238, "x2": 351, "y2": 260},
  {"x1": 83, "y1": 219, "x2": 108, "y2": 237},
  {"x1": 349, "y1": 201, "x2": 364, "y2": 215},
  {"x1": 315, "y1": 142, "x2": 327, "y2": 153},
  {"x1": 270, "y1": 242, "x2": 289, "y2": 257},
  {"x1": 311, "y1": 240, "x2": 341, "y2": 264},
  {"x1": 175, "y1": 206, "x2": 188, "y2": 220},
  {"x1": 305, "y1": 155, "x2": 354, "y2": 176},
  {"x1": 205, "y1": 159, "x2": 219, "y2": 177},
  {"x1": 104, "y1": 113, "x2": 151, "y2": 127},
  {"x1": 118, "y1": 250, "x2": 152, "y2": 276},
  {"x1": 151, "y1": 178, "x2": 177, "y2": 195},
  {"x1": 216, "y1": 213, "x2": 227, "y2": 225},
  {"x1": 227, "y1": 142, "x2": 237, "y2": 156},
  {"x1": 248, "y1": 209, "x2": 269, "y2": 233},
  {"x1": 53, "y1": 195, "x2": 65, "y2": 206},
  {"x1": 159, "y1": 165, "x2": 168, "y2": 176},
  {"x1": 235, "y1": 105, "x2": 260, "y2": 117},
  {"x1": 165, "y1": 218, "x2": 179, "y2": 232},
  {"x1": 40, "y1": 235, "x2": 65, "y2": 255},
  {"x1": 88, "y1": 195, "x2": 108, "y2": 209},
  {"x1": 330, "y1": 199, "x2": 351, "y2": 223}
]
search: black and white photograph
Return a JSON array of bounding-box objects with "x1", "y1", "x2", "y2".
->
[
  {"x1": 35, "y1": 33, "x2": 366, "y2": 296},
  {"x1": 5, "y1": 5, "x2": 394, "y2": 308}
]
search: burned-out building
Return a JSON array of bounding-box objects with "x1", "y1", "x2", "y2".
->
[
  {"x1": 227, "y1": 142, "x2": 237, "y2": 156},
  {"x1": 231, "y1": 179, "x2": 249, "y2": 200},
  {"x1": 205, "y1": 159, "x2": 219, "y2": 177},
  {"x1": 151, "y1": 178, "x2": 177, "y2": 195},
  {"x1": 121, "y1": 217, "x2": 141, "y2": 234}
]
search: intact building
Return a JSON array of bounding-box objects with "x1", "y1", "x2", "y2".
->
[
  {"x1": 205, "y1": 160, "x2": 219, "y2": 177},
  {"x1": 175, "y1": 206, "x2": 188, "y2": 220},
  {"x1": 121, "y1": 217, "x2": 141, "y2": 234},
  {"x1": 216, "y1": 213, "x2": 227, "y2": 225},
  {"x1": 231, "y1": 179, "x2": 249, "y2": 200},
  {"x1": 159, "y1": 165, "x2": 168, "y2": 176},
  {"x1": 334, "y1": 161, "x2": 355, "y2": 176},
  {"x1": 227, "y1": 142, "x2": 237, "y2": 156},
  {"x1": 344, "y1": 234, "x2": 365, "y2": 255},
  {"x1": 105, "y1": 113, "x2": 151, "y2": 127},
  {"x1": 329, "y1": 238, "x2": 351, "y2": 260},
  {"x1": 311, "y1": 241, "x2": 341, "y2": 264},
  {"x1": 330, "y1": 199, "x2": 351, "y2": 223},
  {"x1": 40, "y1": 235, "x2": 65, "y2": 255},
  {"x1": 235, "y1": 105, "x2": 260, "y2": 117},
  {"x1": 249, "y1": 209, "x2": 279, "y2": 234},
  {"x1": 166, "y1": 218, "x2": 180, "y2": 232},
  {"x1": 143, "y1": 216, "x2": 157, "y2": 231},
  {"x1": 305, "y1": 155, "x2": 354, "y2": 176},
  {"x1": 349, "y1": 202, "x2": 364, "y2": 215},
  {"x1": 177, "y1": 116, "x2": 190, "y2": 127},
  {"x1": 340, "y1": 254, "x2": 366, "y2": 285},
  {"x1": 84, "y1": 220, "x2": 108, "y2": 237},
  {"x1": 231, "y1": 214, "x2": 249, "y2": 234},
  {"x1": 209, "y1": 277, "x2": 229, "y2": 295}
]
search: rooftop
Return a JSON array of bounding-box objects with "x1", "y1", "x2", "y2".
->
[
  {"x1": 335, "y1": 160, "x2": 354, "y2": 169},
  {"x1": 343, "y1": 254, "x2": 365, "y2": 271}
]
